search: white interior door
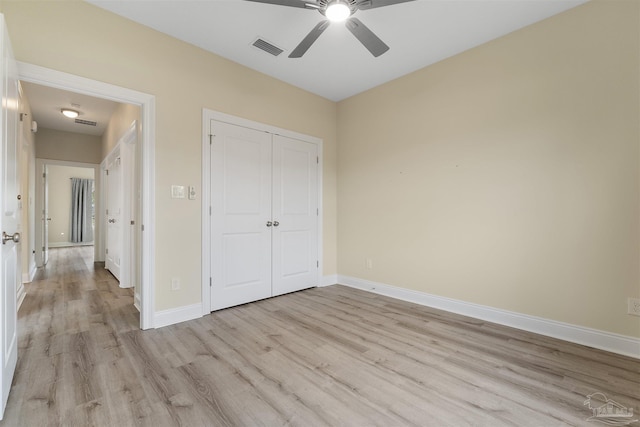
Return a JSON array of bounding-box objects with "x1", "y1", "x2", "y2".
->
[
  {"x1": 105, "y1": 154, "x2": 122, "y2": 281},
  {"x1": 210, "y1": 121, "x2": 272, "y2": 311},
  {"x1": 271, "y1": 135, "x2": 318, "y2": 296},
  {"x1": 42, "y1": 165, "x2": 48, "y2": 265},
  {"x1": 0, "y1": 14, "x2": 19, "y2": 420}
]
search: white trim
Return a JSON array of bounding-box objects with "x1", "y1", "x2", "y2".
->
[
  {"x1": 201, "y1": 109, "x2": 324, "y2": 315},
  {"x1": 26, "y1": 261, "x2": 36, "y2": 283},
  {"x1": 134, "y1": 293, "x2": 141, "y2": 312},
  {"x1": 201, "y1": 109, "x2": 210, "y2": 315},
  {"x1": 21, "y1": 260, "x2": 36, "y2": 284},
  {"x1": 19, "y1": 62, "x2": 156, "y2": 330},
  {"x1": 321, "y1": 274, "x2": 338, "y2": 287},
  {"x1": 16, "y1": 283, "x2": 26, "y2": 310},
  {"x1": 338, "y1": 275, "x2": 640, "y2": 359},
  {"x1": 154, "y1": 303, "x2": 202, "y2": 329},
  {"x1": 48, "y1": 242, "x2": 93, "y2": 248}
]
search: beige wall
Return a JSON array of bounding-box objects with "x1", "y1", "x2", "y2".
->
[
  {"x1": 36, "y1": 127, "x2": 102, "y2": 164},
  {"x1": 101, "y1": 103, "x2": 140, "y2": 160},
  {"x1": 1, "y1": 0, "x2": 337, "y2": 312},
  {"x1": 337, "y1": 0, "x2": 640, "y2": 338},
  {"x1": 46, "y1": 165, "x2": 94, "y2": 246}
]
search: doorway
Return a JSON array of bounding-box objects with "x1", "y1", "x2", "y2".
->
[
  {"x1": 18, "y1": 62, "x2": 156, "y2": 330},
  {"x1": 35, "y1": 160, "x2": 100, "y2": 268}
]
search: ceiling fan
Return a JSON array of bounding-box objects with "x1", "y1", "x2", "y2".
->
[{"x1": 245, "y1": 0, "x2": 415, "y2": 58}]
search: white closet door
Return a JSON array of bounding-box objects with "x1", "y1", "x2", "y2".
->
[
  {"x1": 271, "y1": 135, "x2": 318, "y2": 296},
  {"x1": 210, "y1": 121, "x2": 272, "y2": 310},
  {"x1": 106, "y1": 153, "x2": 122, "y2": 281}
]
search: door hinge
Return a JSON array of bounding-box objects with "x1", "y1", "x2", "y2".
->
[
  {"x1": 106, "y1": 209, "x2": 109, "y2": 215},
  {"x1": 42, "y1": 246, "x2": 45, "y2": 252},
  {"x1": 106, "y1": 248, "x2": 109, "y2": 254},
  {"x1": 317, "y1": 208, "x2": 319, "y2": 216},
  {"x1": 20, "y1": 113, "x2": 24, "y2": 122},
  {"x1": 210, "y1": 134, "x2": 214, "y2": 145},
  {"x1": 317, "y1": 156, "x2": 319, "y2": 164},
  {"x1": 209, "y1": 206, "x2": 212, "y2": 216},
  {"x1": 106, "y1": 170, "x2": 109, "y2": 176},
  {"x1": 317, "y1": 260, "x2": 319, "y2": 268},
  {"x1": 42, "y1": 172, "x2": 46, "y2": 178},
  {"x1": 141, "y1": 224, "x2": 145, "y2": 232},
  {"x1": 130, "y1": 220, "x2": 135, "y2": 225},
  {"x1": 209, "y1": 277, "x2": 212, "y2": 287}
]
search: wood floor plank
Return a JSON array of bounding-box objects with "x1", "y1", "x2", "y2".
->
[{"x1": 2, "y1": 246, "x2": 638, "y2": 426}]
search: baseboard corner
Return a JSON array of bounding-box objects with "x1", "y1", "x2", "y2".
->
[
  {"x1": 154, "y1": 303, "x2": 202, "y2": 329},
  {"x1": 320, "y1": 274, "x2": 338, "y2": 287}
]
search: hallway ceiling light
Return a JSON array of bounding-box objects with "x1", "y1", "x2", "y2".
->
[{"x1": 61, "y1": 108, "x2": 79, "y2": 119}]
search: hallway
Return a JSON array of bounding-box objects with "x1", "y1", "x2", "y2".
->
[{"x1": 3, "y1": 246, "x2": 138, "y2": 425}]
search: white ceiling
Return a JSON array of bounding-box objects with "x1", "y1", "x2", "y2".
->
[
  {"x1": 86, "y1": 0, "x2": 587, "y2": 102},
  {"x1": 21, "y1": 81, "x2": 119, "y2": 136}
]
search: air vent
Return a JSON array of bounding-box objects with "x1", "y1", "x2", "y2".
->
[
  {"x1": 252, "y1": 38, "x2": 284, "y2": 57},
  {"x1": 75, "y1": 118, "x2": 97, "y2": 127}
]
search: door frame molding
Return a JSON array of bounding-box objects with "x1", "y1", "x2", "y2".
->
[
  {"x1": 35, "y1": 159, "x2": 100, "y2": 265},
  {"x1": 201, "y1": 109, "x2": 324, "y2": 314},
  {"x1": 19, "y1": 62, "x2": 156, "y2": 330}
]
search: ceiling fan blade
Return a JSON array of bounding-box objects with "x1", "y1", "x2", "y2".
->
[
  {"x1": 289, "y1": 20, "x2": 330, "y2": 58},
  {"x1": 345, "y1": 18, "x2": 389, "y2": 57},
  {"x1": 244, "y1": 0, "x2": 315, "y2": 9},
  {"x1": 356, "y1": 0, "x2": 415, "y2": 10}
]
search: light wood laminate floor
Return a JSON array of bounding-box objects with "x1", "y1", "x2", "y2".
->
[{"x1": 1, "y1": 247, "x2": 638, "y2": 426}]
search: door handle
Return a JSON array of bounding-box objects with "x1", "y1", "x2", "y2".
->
[
  {"x1": 2, "y1": 231, "x2": 20, "y2": 245},
  {"x1": 266, "y1": 221, "x2": 273, "y2": 227},
  {"x1": 108, "y1": 219, "x2": 116, "y2": 223},
  {"x1": 273, "y1": 221, "x2": 279, "y2": 227},
  {"x1": 46, "y1": 218, "x2": 52, "y2": 221}
]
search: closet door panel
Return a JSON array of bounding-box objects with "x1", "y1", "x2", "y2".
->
[
  {"x1": 210, "y1": 121, "x2": 272, "y2": 310},
  {"x1": 272, "y1": 135, "x2": 319, "y2": 296}
]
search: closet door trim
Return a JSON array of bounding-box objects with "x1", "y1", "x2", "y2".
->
[{"x1": 201, "y1": 109, "x2": 324, "y2": 314}]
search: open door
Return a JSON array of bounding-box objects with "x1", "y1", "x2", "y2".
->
[
  {"x1": 105, "y1": 151, "x2": 122, "y2": 281},
  {"x1": 42, "y1": 164, "x2": 49, "y2": 266},
  {"x1": 0, "y1": 14, "x2": 20, "y2": 420}
]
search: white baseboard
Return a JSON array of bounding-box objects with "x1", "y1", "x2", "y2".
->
[
  {"x1": 338, "y1": 275, "x2": 640, "y2": 359},
  {"x1": 154, "y1": 303, "x2": 202, "y2": 329},
  {"x1": 21, "y1": 261, "x2": 37, "y2": 284},
  {"x1": 29, "y1": 261, "x2": 37, "y2": 282},
  {"x1": 48, "y1": 241, "x2": 93, "y2": 248},
  {"x1": 321, "y1": 274, "x2": 338, "y2": 287},
  {"x1": 16, "y1": 283, "x2": 26, "y2": 310},
  {"x1": 134, "y1": 292, "x2": 141, "y2": 312}
]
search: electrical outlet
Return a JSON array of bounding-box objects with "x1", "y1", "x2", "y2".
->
[
  {"x1": 171, "y1": 278, "x2": 180, "y2": 291},
  {"x1": 365, "y1": 258, "x2": 373, "y2": 270},
  {"x1": 628, "y1": 297, "x2": 640, "y2": 317}
]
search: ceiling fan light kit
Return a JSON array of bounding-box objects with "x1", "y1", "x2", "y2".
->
[
  {"x1": 325, "y1": 1, "x2": 351, "y2": 22},
  {"x1": 245, "y1": 0, "x2": 415, "y2": 58}
]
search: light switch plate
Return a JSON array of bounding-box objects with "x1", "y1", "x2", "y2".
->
[
  {"x1": 171, "y1": 185, "x2": 185, "y2": 199},
  {"x1": 188, "y1": 186, "x2": 196, "y2": 200}
]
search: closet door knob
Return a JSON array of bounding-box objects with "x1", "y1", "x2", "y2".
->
[
  {"x1": 266, "y1": 221, "x2": 273, "y2": 227},
  {"x1": 273, "y1": 221, "x2": 279, "y2": 227}
]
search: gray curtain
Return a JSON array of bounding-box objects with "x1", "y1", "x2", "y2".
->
[{"x1": 70, "y1": 178, "x2": 94, "y2": 243}]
